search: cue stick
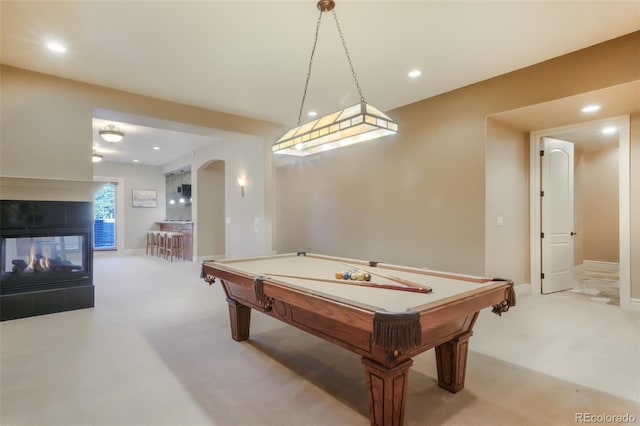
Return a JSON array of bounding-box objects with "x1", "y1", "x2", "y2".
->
[
  {"x1": 261, "y1": 273, "x2": 430, "y2": 294},
  {"x1": 341, "y1": 263, "x2": 433, "y2": 293}
]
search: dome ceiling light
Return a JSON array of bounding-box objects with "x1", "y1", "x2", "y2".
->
[{"x1": 99, "y1": 124, "x2": 125, "y2": 143}]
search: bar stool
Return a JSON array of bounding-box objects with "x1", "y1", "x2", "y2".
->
[
  {"x1": 156, "y1": 231, "x2": 169, "y2": 259},
  {"x1": 145, "y1": 231, "x2": 157, "y2": 256},
  {"x1": 166, "y1": 232, "x2": 184, "y2": 262}
]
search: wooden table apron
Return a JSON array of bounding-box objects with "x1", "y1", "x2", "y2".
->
[{"x1": 201, "y1": 255, "x2": 514, "y2": 426}]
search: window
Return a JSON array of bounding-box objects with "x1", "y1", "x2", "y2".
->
[{"x1": 94, "y1": 183, "x2": 116, "y2": 250}]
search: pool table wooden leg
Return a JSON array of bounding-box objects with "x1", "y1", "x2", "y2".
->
[
  {"x1": 435, "y1": 330, "x2": 473, "y2": 393},
  {"x1": 226, "y1": 298, "x2": 251, "y2": 341},
  {"x1": 362, "y1": 357, "x2": 413, "y2": 426}
]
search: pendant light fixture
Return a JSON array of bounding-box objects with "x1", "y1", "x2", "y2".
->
[
  {"x1": 179, "y1": 170, "x2": 185, "y2": 204},
  {"x1": 92, "y1": 150, "x2": 103, "y2": 163},
  {"x1": 272, "y1": 0, "x2": 398, "y2": 157},
  {"x1": 169, "y1": 173, "x2": 176, "y2": 205},
  {"x1": 99, "y1": 124, "x2": 125, "y2": 143}
]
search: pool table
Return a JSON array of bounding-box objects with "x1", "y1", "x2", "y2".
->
[{"x1": 201, "y1": 252, "x2": 515, "y2": 426}]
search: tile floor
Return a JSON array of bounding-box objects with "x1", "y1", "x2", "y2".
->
[{"x1": 554, "y1": 263, "x2": 620, "y2": 306}]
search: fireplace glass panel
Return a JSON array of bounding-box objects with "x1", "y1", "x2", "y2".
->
[
  {"x1": 3, "y1": 235, "x2": 85, "y2": 274},
  {"x1": 1, "y1": 233, "x2": 90, "y2": 295}
]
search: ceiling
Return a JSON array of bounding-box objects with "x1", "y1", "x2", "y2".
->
[
  {"x1": 491, "y1": 81, "x2": 640, "y2": 151},
  {"x1": 2, "y1": 1, "x2": 639, "y2": 166}
]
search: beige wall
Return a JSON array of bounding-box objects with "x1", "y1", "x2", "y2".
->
[
  {"x1": 485, "y1": 118, "x2": 530, "y2": 285},
  {"x1": 275, "y1": 32, "x2": 640, "y2": 289},
  {"x1": 0, "y1": 65, "x2": 281, "y2": 181},
  {"x1": 197, "y1": 160, "x2": 225, "y2": 257},
  {"x1": 631, "y1": 113, "x2": 640, "y2": 299},
  {"x1": 574, "y1": 150, "x2": 585, "y2": 266},
  {"x1": 577, "y1": 147, "x2": 620, "y2": 263}
]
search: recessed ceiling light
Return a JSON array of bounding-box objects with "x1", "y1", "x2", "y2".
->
[
  {"x1": 581, "y1": 104, "x2": 601, "y2": 113},
  {"x1": 152, "y1": 146, "x2": 160, "y2": 150},
  {"x1": 408, "y1": 70, "x2": 422, "y2": 78},
  {"x1": 46, "y1": 42, "x2": 67, "y2": 53},
  {"x1": 133, "y1": 159, "x2": 139, "y2": 163},
  {"x1": 602, "y1": 126, "x2": 617, "y2": 135},
  {"x1": 308, "y1": 111, "x2": 317, "y2": 117}
]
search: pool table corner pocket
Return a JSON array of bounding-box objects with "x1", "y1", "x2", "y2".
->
[
  {"x1": 253, "y1": 276, "x2": 273, "y2": 312},
  {"x1": 372, "y1": 310, "x2": 421, "y2": 360}
]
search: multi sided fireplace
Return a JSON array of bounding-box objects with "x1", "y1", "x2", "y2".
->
[{"x1": 0, "y1": 200, "x2": 94, "y2": 321}]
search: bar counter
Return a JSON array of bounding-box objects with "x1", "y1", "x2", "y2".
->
[{"x1": 155, "y1": 221, "x2": 193, "y2": 261}]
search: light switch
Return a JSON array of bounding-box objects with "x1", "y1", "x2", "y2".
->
[
  {"x1": 226, "y1": 217, "x2": 231, "y2": 224},
  {"x1": 497, "y1": 216, "x2": 504, "y2": 226}
]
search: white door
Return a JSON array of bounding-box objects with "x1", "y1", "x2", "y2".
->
[{"x1": 541, "y1": 137, "x2": 575, "y2": 294}]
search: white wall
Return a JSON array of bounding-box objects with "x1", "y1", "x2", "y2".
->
[
  {"x1": 92, "y1": 162, "x2": 166, "y2": 252},
  {"x1": 191, "y1": 133, "x2": 266, "y2": 259}
]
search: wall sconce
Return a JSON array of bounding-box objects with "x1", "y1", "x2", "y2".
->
[{"x1": 237, "y1": 178, "x2": 246, "y2": 197}]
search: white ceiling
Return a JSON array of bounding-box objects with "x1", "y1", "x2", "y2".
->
[
  {"x1": 2, "y1": 1, "x2": 639, "y2": 166},
  {"x1": 491, "y1": 81, "x2": 640, "y2": 151}
]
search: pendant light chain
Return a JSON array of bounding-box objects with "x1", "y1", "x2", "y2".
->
[
  {"x1": 297, "y1": 6, "x2": 366, "y2": 126},
  {"x1": 331, "y1": 9, "x2": 365, "y2": 103},
  {"x1": 297, "y1": 10, "x2": 324, "y2": 126}
]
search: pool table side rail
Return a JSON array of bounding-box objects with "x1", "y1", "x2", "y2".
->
[
  {"x1": 201, "y1": 256, "x2": 514, "y2": 317},
  {"x1": 301, "y1": 253, "x2": 493, "y2": 284},
  {"x1": 296, "y1": 253, "x2": 517, "y2": 316},
  {"x1": 201, "y1": 258, "x2": 515, "y2": 365},
  {"x1": 210, "y1": 253, "x2": 493, "y2": 284},
  {"x1": 202, "y1": 261, "x2": 375, "y2": 329},
  {"x1": 203, "y1": 262, "x2": 390, "y2": 357}
]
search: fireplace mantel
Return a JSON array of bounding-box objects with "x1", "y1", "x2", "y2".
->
[{"x1": 0, "y1": 176, "x2": 103, "y2": 202}]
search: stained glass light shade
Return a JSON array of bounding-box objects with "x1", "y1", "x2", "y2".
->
[{"x1": 272, "y1": 102, "x2": 398, "y2": 156}]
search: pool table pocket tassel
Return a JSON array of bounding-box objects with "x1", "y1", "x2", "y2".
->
[
  {"x1": 253, "y1": 276, "x2": 273, "y2": 311},
  {"x1": 490, "y1": 278, "x2": 516, "y2": 316},
  {"x1": 373, "y1": 311, "x2": 422, "y2": 356}
]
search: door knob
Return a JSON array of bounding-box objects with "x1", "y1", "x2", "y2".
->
[{"x1": 571, "y1": 232, "x2": 577, "y2": 236}]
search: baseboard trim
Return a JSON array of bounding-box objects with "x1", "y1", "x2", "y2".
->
[
  {"x1": 628, "y1": 298, "x2": 640, "y2": 312},
  {"x1": 515, "y1": 283, "x2": 531, "y2": 297},
  {"x1": 581, "y1": 260, "x2": 620, "y2": 272},
  {"x1": 195, "y1": 254, "x2": 227, "y2": 263}
]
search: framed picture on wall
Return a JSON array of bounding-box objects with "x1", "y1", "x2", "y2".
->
[{"x1": 132, "y1": 189, "x2": 157, "y2": 208}]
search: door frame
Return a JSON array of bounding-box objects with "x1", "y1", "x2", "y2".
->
[
  {"x1": 93, "y1": 176, "x2": 125, "y2": 256},
  {"x1": 529, "y1": 115, "x2": 630, "y2": 309}
]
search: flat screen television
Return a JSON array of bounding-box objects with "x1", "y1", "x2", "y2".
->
[{"x1": 181, "y1": 184, "x2": 191, "y2": 198}]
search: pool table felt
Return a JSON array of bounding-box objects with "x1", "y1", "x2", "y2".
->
[{"x1": 206, "y1": 254, "x2": 503, "y2": 313}]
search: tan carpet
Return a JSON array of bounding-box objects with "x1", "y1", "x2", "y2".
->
[{"x1": 1, "y1": 255, "x2": 638, "y2": 425}]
